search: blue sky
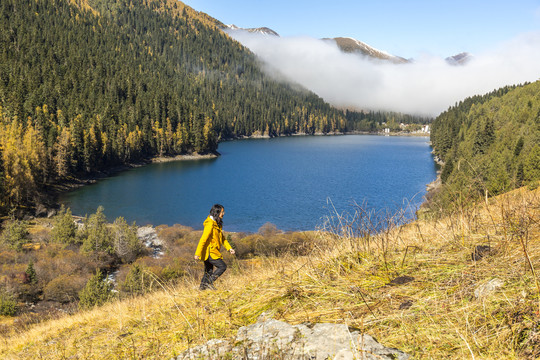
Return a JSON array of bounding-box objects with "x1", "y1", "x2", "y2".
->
[{"x1": 182, "y1": 0, "x2": 540, "y2": 58}]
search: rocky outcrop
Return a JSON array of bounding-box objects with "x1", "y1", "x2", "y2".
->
[
  {"x1": 137, "y1": 226, "x2": 163, "y2": 258},
  {"x1": 176, "y1": 318, "x2": 409, "y2": 360},
  {"x1": 474, "y1": 278, "x2": 504, "y2": 299}
]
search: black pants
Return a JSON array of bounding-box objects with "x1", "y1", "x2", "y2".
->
[{"x1": 200, "y1": 256, "x2": 227, "y2": 290}]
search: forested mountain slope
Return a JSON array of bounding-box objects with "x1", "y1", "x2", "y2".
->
[
  {"x1": 1, "y1": 0, "x2": 410, "y2": 214},
  {"x1": 429, "y1": 81, "x2": 540, "y2": 209}
]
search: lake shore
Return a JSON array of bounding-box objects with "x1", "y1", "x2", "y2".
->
[
  {"x1": 42, "y1": 152, "x2": 219, "y2": 217},
  {"x1": 44, "y1": 132, "x2": 433, "y2": 223},
  {"x1": 150, "y1": 153, "x2": 218, "y2": 163},
  {"x1": 222, "y1": 130, "x2": 430, "y2": 141}
]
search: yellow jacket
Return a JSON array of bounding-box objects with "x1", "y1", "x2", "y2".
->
[{"x1": 195, "y1": 216, "x2": 232, "y2": 261}]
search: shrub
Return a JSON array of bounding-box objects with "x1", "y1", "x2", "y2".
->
[
  {"x1": 232, "y1": 231, "x2": 316, "y2": 258},
  {"x1": 35, "y1": 247, "x2": 97, "y2": 285},
  {"x1": 43, "y1": 274, "x2": 86, "y2": 303},
  {"x1": 160, "y1": 262, "x2": 186, "y2": 282},
  {"x1": 258, "y1": 222, "x2": 279, "y2": 237},
  {"x1": 0, "y1": 250, "x2": 18, "y2": 264},
  {"x1": 1, "y1": 220, "x2": 29, "y2": 252},
  {"x1": 0, "y1": 288, "x2": 18, "y2": 316},
  {"x1": 78, "y1": 269, "x2": 113, "y2": 310},
  {"x1": 232, "y1": 234, "x2": 260, "y2": 258},
  {"x1": 158, "y1": 224, "x2": 193, "y2": 245}
]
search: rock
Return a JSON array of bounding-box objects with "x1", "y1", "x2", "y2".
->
[
  {"x1": 34, "y1": 203, "x2": 48, "y2": 217},
  {"x1": 471, "y1": 245, "x2": 491, "y2": 261},
  {"x1": 388, "y1": 276, "x2": 415, "y2": 286},
  {"x1": 399, "y1": 300, "x2": 413, "y2": 310},
  {"x1": 180, "y1": 339, "x2": 232, "y2": 359},
  {"x1": 175, "y1": 318, "x2": 410, "y2": 360},
  {"x1": 137, "y1": 226, "x2": 164, "y2": 258},
  {"x1": 474, "y1": 278, "x2": 504, "y2": 299}
]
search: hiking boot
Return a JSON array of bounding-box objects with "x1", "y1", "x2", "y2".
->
[
  {"x1": 206, "y1": 282, "x2": 216, "y2": 290},
  {"x1": 199, "y1": 282, "x2": 216, "y2": 291}
]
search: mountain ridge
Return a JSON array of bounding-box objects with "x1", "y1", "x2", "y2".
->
[{"x1": 224, "y1": 24, "x2": 469, "y2": 64}]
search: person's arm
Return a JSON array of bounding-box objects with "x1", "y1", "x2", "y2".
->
[
  {"x1": 223, "y1": 235, "x2": 235, "y2": 255},
  {"x1": 194, "y1": 223, "x2": 212, "y2": 260}
]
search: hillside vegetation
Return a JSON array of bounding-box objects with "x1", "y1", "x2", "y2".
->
[
  {"x1": 0, "y1": 186, "x2": 538, "y2": 359},
  {"x1": 429, "y1": 81, "x2": 540, "y2": 211},
  {"x1": 0, "y1": 206, "x2": 315, "y2": 325}
]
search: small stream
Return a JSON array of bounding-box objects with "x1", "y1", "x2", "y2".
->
[{"x1": 106, "y1": 226, "x2": 164, "y2": 288}]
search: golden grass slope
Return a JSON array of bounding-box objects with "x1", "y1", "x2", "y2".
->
[{"x1": 1, "y1": 187, "x2": 539, "y2": 359}]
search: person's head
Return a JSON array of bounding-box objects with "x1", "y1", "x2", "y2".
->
[{"x1": 209, "y1": 204, "x2": 225, "y2": 225}]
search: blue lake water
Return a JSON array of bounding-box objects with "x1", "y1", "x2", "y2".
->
[{"x1": 60, "y1": 135, "x2": 437, "y2": 232}]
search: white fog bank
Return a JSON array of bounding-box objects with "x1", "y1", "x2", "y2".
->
[{"x1": 229, "y1": 31, "x2": 540, "y2": 116}]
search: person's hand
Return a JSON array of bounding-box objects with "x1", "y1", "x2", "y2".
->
[
  {"x1": 194, "y1": 255, "x2": 199, "y2": 260},
  {"x1": 229, "y1": 248, "x2": 235, "y2": 255}
]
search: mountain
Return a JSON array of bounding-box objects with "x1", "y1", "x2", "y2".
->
[
  {"x1": 225, "y1": 24, "x2": 280, "y2": 36},
  {"x1": 445, "y1": 52, "x2": 473, "y2": 65},
  {"x1": 324, "y1": 37, "x2": 409, "y2": 63}
]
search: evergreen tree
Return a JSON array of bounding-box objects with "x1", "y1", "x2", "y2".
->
[
  {"x1": 25, "y1": 261, "x2": 38, "y2": 285},
  {"x1": 524, "y1": 144, "x2": 540, "y2": 184},
  {"x1": 487, "y1": 156, "x2": 510, "y2": 196},
  {"x1": 516, "y1": 162, "x2": 525, "y2": 187},
  {"x1": 0, "y1": 288, "x2": 17, "y2": 316},
  {"x1": 0, "y1": 220, "x2": 29, "y2": 252},
  {"x1": 514, "y1": 136, "x2": 524, "y2": 157},
  {"x1": 440, "y1": 158, "x2": 454, "y2": 183},
  {"x1": 120, "y1": 264, "x2": 152, "y2": 296},
  {"x1": 51, "y1": 206, "x2": 78, "y2": 244},
  {"x1": 112, "y1": 217, "x2": 144, "y2": 263},
  {"x1": 78, "y1": 269, "x2": 113, "y2": 310},
  {"x1": 81, "y1": 206, "x2": 113, "y2": 254}
]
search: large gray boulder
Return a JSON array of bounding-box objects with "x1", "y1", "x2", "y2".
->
[{"x1": 176, "y1": 318, "x2": 409, "y2": 359}]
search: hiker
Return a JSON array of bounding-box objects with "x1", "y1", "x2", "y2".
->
[{"x1": 194, "y1": 204, "x2": 235, "y2": 290}]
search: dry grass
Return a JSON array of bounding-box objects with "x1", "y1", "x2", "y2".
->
[{"x1": 0, "y1": 187, "x2": 539, "y2": 359}]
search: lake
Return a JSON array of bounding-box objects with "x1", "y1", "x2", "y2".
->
[{"x1": 60, "y1": 135, "x2": 437, "y2": 232}]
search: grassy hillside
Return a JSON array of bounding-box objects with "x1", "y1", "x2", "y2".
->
[{"x1": 1, "y1": 187, "x2": 539, "y2": 359}]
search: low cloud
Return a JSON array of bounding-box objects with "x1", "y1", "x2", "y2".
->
[{"x1": 228, "y1": 30, "x2": 540, "y2": 116}]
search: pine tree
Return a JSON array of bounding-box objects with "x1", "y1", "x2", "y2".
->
[
  {"x1": 524, "y1": 144, "x2": 540, "y2": 184},
  {"x1": 0, "y1": 220, "x2": 29, "y2": 252},
  {"x1": 440, "y1": 158, "x2": 454, "y2": 183},
  {"x1": 81, "y1": 206, "x2": 113, "y2": 254},
  {"x1": 514, "y1": 136, "x2": 524, "y2": 157},
  {"x1": 51, "y1": 206, "x2": 78, "y2": 244},
  {"x1": 25, "y1": 261, "x2": 37, "y2": 285},
  {"x1": 112, "y1": 217, "x2": 144, "y2": 263},
  {"x1": 120, "y1": 264, "x2": 152, "y2": 296},
  {"x1": 78, "y1": 269, "x2": 113, "y2": 310}
]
